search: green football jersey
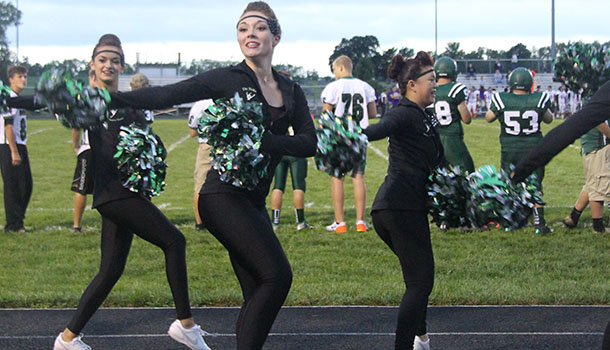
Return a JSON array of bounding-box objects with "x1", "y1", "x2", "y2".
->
[
  {"x1": 433, "y1": 82, "x2": 467, "y2": 136},
  {"x1": 489, "y1": 91, "x2": 552, "y2": 152},
  {"x1": 580, "y1": 121, "x2": 610, "y2": 154}
]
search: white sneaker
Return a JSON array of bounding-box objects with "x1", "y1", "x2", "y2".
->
[
  {"x1": 414, "y1": 334, "x2": 430, "y2": 350},
  {"x1": 296, "y1": 221, "x2": 313, "y2": 231},
  {"x1": 54, "y1": 333, "x2": 91, "y2": 350},
  {"x1": 326, "y1": 221, "x2": 347, "y2": 233},
  {"x1": 168, "y1": 319, "x2": 212, "y2": 350}
]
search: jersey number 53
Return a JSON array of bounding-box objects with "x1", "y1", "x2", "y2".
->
[{"x1": 503, "y1": 110, "x2": 539, "y2": 135}]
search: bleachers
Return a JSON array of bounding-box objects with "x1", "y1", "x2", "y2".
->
[{"x1": 456, "y1": 73, "x2": 563, "y2": 91}]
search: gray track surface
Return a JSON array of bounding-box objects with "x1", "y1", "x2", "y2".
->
[{"x1": 0, "y1": 305, "x2": 607, "y2": 349}]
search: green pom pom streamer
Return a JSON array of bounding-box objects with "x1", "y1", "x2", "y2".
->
[
  {"x1": 35, "y1": 64, "x2": 110, "y2": 129},
  {"x1": 114, "y1": 123, "x2": 167, "y2": 197},
  {"x1": 197, "y1": 93, "x2": 269, "y2": 190},
  {"x1": 427, "y1": 165, "x2": 544, "y2": 230},
  {"x1": 314, "y1": 110, "x2": 368, "y2": 177},
  {"x1": 0, "y1": 80, "x2": 14, "y2": 115},
  {"x1": 554, "y1": 41, "x2": 610, "y2": 98}
]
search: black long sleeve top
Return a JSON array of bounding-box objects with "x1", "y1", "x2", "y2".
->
[
  {"x1": 512, "y1": 81, "x2": 610, "y2": 183},
  {"x1": 109, "y1": 61, "x2": 317, "y2": 206},
  {"x1": 364, "y1": 97, "x2": 444, "y2": 211}
]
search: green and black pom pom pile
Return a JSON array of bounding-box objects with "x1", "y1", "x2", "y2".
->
[
  {"x1": 36, "y1": 65, "x2": 110, "y2": 129},
  {"x1": 197, "y1": 93, "x2": 269, "y2": 190},
  {"x1": 554, "y1": 41, "x2": 610, "y2": 97},
  {"x1": 427, "y1": 165, "x2": 543, "y2": 230},
  {"x1": 314, "y1": 110, "x2": 368, "y2": 177},
  {"x1": 114, "y1": 123, "x2": 167, "y2": 197}
]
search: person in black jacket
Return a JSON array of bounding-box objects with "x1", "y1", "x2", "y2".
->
[
  {"x1": 107, "y1": 2, "x2": 316, "y2": 350},
  {"x1": 512, "y1": 81, "x2": 610, "y2": 350},
  {"x1": 363, "y1": 52, "x2": 441, "y2": 350},
  {"x1": 50, "y1": 35, "x2": 210, "y2": 350}
]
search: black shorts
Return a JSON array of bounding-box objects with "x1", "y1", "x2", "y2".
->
[{"x1": 71, "y1": 150, "x2": 94, "y2": 195}]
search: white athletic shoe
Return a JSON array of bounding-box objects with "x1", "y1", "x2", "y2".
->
[
  {"x1": 413, "y1": 334, "x2": 430, "y2": 350},
  {"x1": 296, "y1": 221, "x2": 313, "y2": 231},
  {"x1": 326, "y1": 221, "x2": 347, "y2": 233},
  {"x1": 168, "y1": 319, "x2": 212, "y2": 350},
  {"x1": 53, "y1": 333, "x2": 91, "y2": 350}
]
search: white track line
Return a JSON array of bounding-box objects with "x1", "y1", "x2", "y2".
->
[
  {"x1": 0, "y1": 332, "x2": 603, "y2": 340},
  {"x1": 29, "y1": 127, "x2": 54, "y2": 136},
  {"x1": 167, "y1": 134, "x2": 191, "y2": 153}
]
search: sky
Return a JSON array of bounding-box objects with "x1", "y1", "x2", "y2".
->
[{"x1": 5, "y1": 0, "x2": 610, "y2": 77}]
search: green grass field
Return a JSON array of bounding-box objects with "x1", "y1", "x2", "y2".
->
[{"x1": 0, "y1": 117, "x2": 608, "y2": 308}]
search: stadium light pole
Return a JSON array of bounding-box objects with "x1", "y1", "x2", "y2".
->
[
  {"x1": 15, "y1": 0, "x2": 19, "y2": 62},
  {"x1": 434, "y1": 0, "x2": 438, "y2": 58},
  {"x1": 551, "y1": 0, "x2": 556, "y2": 64}
]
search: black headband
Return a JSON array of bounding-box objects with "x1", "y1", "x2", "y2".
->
[
  {"x1": 92, "y1": 49, "x2": 125, "y2": 64},
  {"x1": 237, "y1": 14, "x2": 280, "y2": 35},
  {"x1": 415, "y1": 68, "x2": 434, "y2": 80}
]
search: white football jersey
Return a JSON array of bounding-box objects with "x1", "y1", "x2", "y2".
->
[
  {"x1": 320, "y1": 77, "x2": 376, "y2": 128},
  {"x1": 188, "y1": 99, "x2": 214, "y2": 143},
  {"x1": 0, "y1": 91, "x2": 27, "y2": 145}
]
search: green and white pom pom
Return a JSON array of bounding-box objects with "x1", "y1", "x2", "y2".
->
[
  {"x1": 427, "y1": 166, "x2": 471, "y2": 229},
  {"x1": 554, "y1": 41, "x2": 610, "y2": 97},
  {"x1": 0, "y1": 80, "x2": 13, "y2": 115},
  {"x1": 35, "y1": 64, "x2": 110, "y2": 129},
  {"x1": 314, "y1": 110, "x2": 368, "y2": 177},
  {"x1": 114, "y1": 123, "x2": 167, "y2": 197},
  {"x1": 466, "y1": 165, "x2": 543, "y2": 230},
  {"x1": 197, "y1": 93, "x2": 269, "y2": 190}
]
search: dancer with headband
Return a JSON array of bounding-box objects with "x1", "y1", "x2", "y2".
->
[
  {"x1": 106, "y1": 2, "x2": 316, "y2": 349},
  {"x1": 52, "y1": 34, "x2": 210, "y2": 350},
  {"x1": 363, "y1": 52, "x2": 441, "y2": 350}
]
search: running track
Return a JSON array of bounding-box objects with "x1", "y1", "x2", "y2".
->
[{"x1": 0, "y1": 305, "x2": 607, "y2": 349}]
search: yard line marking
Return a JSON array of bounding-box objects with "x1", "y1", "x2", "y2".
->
[
  {"x1": 167, "y1": 134, "x2": 191, "y2": 153},
  {"x1": 368, "y1": 143, "x2": 388, "y2": 161},
  {"x1": 0, "y1": 331, "x2": 603, "y2": 340},
  {"x1": 30, "y1": 127, "x2": 54, "y2": 136}
]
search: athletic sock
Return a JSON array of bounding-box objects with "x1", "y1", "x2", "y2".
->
[
  {"x1": 533, "y1": 207, "x2": 545, "y2": 225},
  {"x1": 593, "y1": 218, "x2": 605, "y2": 232},
  {"x1": 570, "y1": 207, "x2": 583, "y2": 225},
  {"x1": 272, "y1": 209, "x2": 280, "y2": 225},
  {"x1": 295, "y1": 208, "x2": 305, "y2": 224}
]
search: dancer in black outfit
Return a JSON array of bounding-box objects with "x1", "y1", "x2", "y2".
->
[
  {"x1": 107, "y1": 3, "x2": 316, "y2": 349},
  {"x1": 363, "y1": 52, "x2": 441, "y2": 350},
  {"x1": 512, "y1": 81, "x2": 610, "y2": 350},
  {"x1": 38, "y1": 35, "x2": 210, "y2": 350}
]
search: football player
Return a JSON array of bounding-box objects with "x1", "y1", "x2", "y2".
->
[
  {"x1": 433, "y1": 56, "x2": 474, "y2": 173},
  {"x1": 485, "y1": 67, "x2": 554, "y2": 234}
]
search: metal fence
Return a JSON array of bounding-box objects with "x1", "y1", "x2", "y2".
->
[{"x1": 456, "y1": 58, "x2": 554, "y2": 74}]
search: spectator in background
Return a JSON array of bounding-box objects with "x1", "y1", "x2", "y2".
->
[
  {"x1": 71, "y1": 69, "x2": 96, "y2": 232},
  {"x1": 467, "y1": 86, "x2": 478, "y2": 117},
  {"x1": 494, "y1": 58, "x2": 502, "y2": 73},
  {"x1": 388, "y1": 85, "x2": 401, "y2": 107},
  {"x1": 0, "y1": 65, "x2": 32, "y2": 233},
  {"x1": 187, "y1": 99, "x2": 214, "y2": 231},
  {"x1": 558, "y1": 85, "x2": 569, "y2": 119},
  {"x1": 130, "y1": 73, "x2": 154, "y2": 123},
  {"x1": 466, "y1": 63, "x2": 476, "y2": 80},
  {"x1": 493, "y1": 69, "x2": 503, "y2": 84},
  {"x1": 379, "y1": 90, "x2": 388, "y2": 116},
  {"x1": 536, "y1": 85, "x2": 542, "y2": 93},
  {"x1": 511, "y1": 52, "x2": 518, "y2": 70}
]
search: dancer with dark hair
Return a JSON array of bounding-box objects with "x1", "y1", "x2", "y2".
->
[
  {"x1": 52, "y1": 33, "x2": 210, "y2": 350},
  {"x1": 363, "y1": 51, "x2": 441, "y2": 350},
  {"x1": 103, "y1": 2, "x2": 316, "y2": 349}
]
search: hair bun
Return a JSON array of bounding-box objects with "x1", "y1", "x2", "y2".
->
[{"x1": 387, "y1": 54, "x2": 405, "y2": 80}]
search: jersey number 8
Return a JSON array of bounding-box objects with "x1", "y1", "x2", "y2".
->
[
  {"x1": 434, "y1": 101, "x2": 452, "y2": 125},
  {"x1": 503, "y1": 110, "x2": 539, "y2": 135}
]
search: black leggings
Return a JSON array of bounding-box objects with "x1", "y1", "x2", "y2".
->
[
  {"x1": 199, "y1": 193, "x2": 292, "y2": 350},
  {"x1": 67, "y1": 197, "x2": 191, "y2": 334},
  {"x1": 371, "y1": 209, "x2": 434, "y2": 350}
]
